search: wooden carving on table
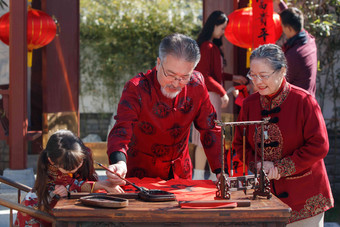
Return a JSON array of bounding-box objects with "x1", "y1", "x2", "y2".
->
[{"x1": 215, "y1": 118, "x2": 272, "y2": 200}]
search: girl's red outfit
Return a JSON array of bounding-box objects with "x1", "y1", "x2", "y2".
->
[
  {"x1": 195, "y1": 41, "x2": 233, "y2": 96},
  {"x1": 14, "y1": 164, "x2": 95, "y2": 227},
  {"x1": 233, "y1": 78, "x2": 334, "y2": 223}
]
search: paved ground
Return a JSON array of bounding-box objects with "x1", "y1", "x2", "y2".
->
[{"x1": 0, "y1": 206, "x2": 17, "y2": 227}]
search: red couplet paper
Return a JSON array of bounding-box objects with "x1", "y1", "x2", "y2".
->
[
  {"x1": 252, "y1": 0, "x2": 275, "y2": 49},
  {"x1": 122, "y1": 178, "x2": 239, "y2": 209},
  {"x1": 123, "y1": 178, "x2": 218, "y2": 201},
  {"x1": 179, "y1": 201, "x2": 237, "y2": 209}
]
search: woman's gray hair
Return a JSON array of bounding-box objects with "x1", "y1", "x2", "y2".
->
[
  {"x1": 159, "y1": 33, "x2": 201, "y2": 67},
  {"x1": 250, "y1": 44, "x2": 287, "y2": 71}
]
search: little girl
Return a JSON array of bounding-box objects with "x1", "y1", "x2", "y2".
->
[{"x1": 15, "y1": 130, "x2": 122, "y2": 227}]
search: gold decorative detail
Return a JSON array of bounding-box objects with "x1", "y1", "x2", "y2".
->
[
  {"x1": 289, "y1": 194, "x2": 333, "y2": 223},
  {"x1": 286, "y1": 171, "x2": 312, "y2": 180},
  {"x1": 254, "y1": 124, "x2": 283, "y2": 161},
  {"x1": 276, "y1": 157, "x2": 296, "y2": 177},
  {"x1": 260, "y1": 82, "x2": 290, "y2": 110}
]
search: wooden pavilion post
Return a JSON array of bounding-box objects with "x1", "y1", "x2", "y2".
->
[
  {"x1": 41, "y1": 0, "x2": 80, "y2": 146},
  {"x1": 9, "y1": 0, "x2": 28, "y2": 169}
]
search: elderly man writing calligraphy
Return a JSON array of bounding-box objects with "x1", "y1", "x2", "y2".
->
[{"x1": 106, "y1": 33, "x2": 223, "y2": 189}]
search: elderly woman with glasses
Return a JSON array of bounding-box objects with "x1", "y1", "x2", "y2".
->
[{"x1": 233, "y1": 44, "x2": 333, "y2": 226}]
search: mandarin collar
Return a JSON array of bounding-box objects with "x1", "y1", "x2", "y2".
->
[{"x1": 260, "y1": 77, "x2": 290, "y2": 110}]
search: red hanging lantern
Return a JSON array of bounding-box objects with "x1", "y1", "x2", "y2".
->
[
  {"x1": 0, "y1": 7, "x2": 57, "y2": 67},
  {"x1": 225, "y1": 7, "x2": 282, "y2": 49}
]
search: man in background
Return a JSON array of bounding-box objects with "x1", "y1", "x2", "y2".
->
[{"x1": 275, "y1": 0, "x2": 318, "y2": 97}]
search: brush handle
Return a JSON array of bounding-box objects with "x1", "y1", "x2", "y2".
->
[{"x1": 95, "y1": 161, "x2": 144, "y2": 192}]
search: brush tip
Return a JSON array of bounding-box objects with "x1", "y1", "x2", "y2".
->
[{"x1": 95, "y1": 161, "x2": 101, "y2": 166}]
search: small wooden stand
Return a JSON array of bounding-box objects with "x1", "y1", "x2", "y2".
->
[{"x1": 215, "y1": 119, "x2": 271, "y2": 200}]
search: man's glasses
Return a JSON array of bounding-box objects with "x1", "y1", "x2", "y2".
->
[
  {"x1": 160, "y1": 62, "x2": 191, "y2": 84},
  {"x1": 247, "y1": 70, "x2": 277, "y2": 81}
]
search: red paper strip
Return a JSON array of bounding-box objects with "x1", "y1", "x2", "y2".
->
[
  {"x1": 252, "y1": 0, "x2": 275, "y2": 48},
  {"x1": 179, "y1": 201, "x2": 237, "y2": 209}
]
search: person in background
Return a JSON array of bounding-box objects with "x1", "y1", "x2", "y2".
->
[
  {"x1": 106, "y1": 33, "x2": 223, "y2": 185},
  {"x1": 275, "y1": 0, "x2": 318, "y2": 97},
  {"x1": 233, "y1": 44, "x2": 333, "y2": 226},
  {"x1": 15, "y1": 130, "x2": 120, "y2": 227},
  {"x1": 192, "y1": 10, "x2": 247, "y2": 180}
]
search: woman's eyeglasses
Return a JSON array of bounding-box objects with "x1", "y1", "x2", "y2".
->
[
  {"x1": 247, "y1": 70, "x2": 276, "y2": 81},
  {"x1": 160, "y1": 62, "x2": 191, "y2": 84}
]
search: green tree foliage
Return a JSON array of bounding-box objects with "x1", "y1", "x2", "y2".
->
[{"x1": 80, "y1": 0, "x2": 202, "y2": 105}]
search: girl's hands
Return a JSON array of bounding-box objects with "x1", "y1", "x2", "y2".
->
[
  {"x1": 96, "y1": 180, "x2": 125, "y2": 193},
  {"x1": 53, "y1": 185, "x2": 68, "y2": 197}
]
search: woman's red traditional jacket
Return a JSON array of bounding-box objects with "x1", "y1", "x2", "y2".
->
[
  {"x1": 107, "y1": 68, "x2": 222, "y2": 180},
  {"x1": 233, "y1": 79, "x2": 334, "y2": 223},
  {"x1": 195, "y1": 41, "x2": 233, "y2": 97}
]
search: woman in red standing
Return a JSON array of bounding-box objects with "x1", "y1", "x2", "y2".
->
[
  {"x1": 192, "y1": 11, "x2": 247, "y2": 180},
  {"x1": 233, "y1": 44, "x2": 333, "y2": 226}
]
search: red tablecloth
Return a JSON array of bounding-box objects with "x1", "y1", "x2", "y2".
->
[{"x1": 122, "y1": 178, "x2": 217, "y2": 201}]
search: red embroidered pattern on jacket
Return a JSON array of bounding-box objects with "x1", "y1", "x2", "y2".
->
[
  {"x1": 254, "y1": 124, "x2": 283, "y2": 161},
  {"x1": 289, "y1": 194, "x2": 333, "y2": 223},
  {"x1": 275, "y1": 157, "x2": 296, "y2": 177},
  {"x1": 260, "y1": 82, "x2": 290, "y2": 110}
]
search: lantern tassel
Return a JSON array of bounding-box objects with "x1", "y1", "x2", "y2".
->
[
  {"x1": 246, "y1": 48, "x2": 251, "y2": 68},
  {"x1": 27, "y1": 50, "x2": 33, "y2": 67}
]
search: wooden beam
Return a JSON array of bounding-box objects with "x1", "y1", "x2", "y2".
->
[
  {"x1": 42, "y1": 0, "x2": 80, "y2": 138},
  {"x1": 9, "y1": 0, "x2": 28, "y2": 169}
]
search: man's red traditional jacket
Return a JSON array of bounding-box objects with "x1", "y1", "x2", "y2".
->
[
  {"x1": 233, "y1": 79, "x2": 333, "y2": 223},
  {"x1": 107, "y1": 68, "x2": 222, "y2": 180}
]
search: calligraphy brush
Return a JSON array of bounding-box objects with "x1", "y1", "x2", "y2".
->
[
  {"x1": 243, "y1": 127, "x2": 246, "y2": 177},
  {"x1": 95, "y1": 161, "x2": 146, "y2": 192},
  {"x1": 230, "y1": 125, "x2": 233, "y2": 177},
  {"x1": 242, "y1": 127, "x2": 247, "y2": 195}
]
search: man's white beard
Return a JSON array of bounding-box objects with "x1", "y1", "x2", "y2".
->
[{"x1": 161, "y1": 86, "x2": 180, "y2": 99}]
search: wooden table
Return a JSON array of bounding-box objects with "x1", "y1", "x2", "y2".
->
[{"x1": 53, "y1": 190, "x2": 291, "y2": 227}]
